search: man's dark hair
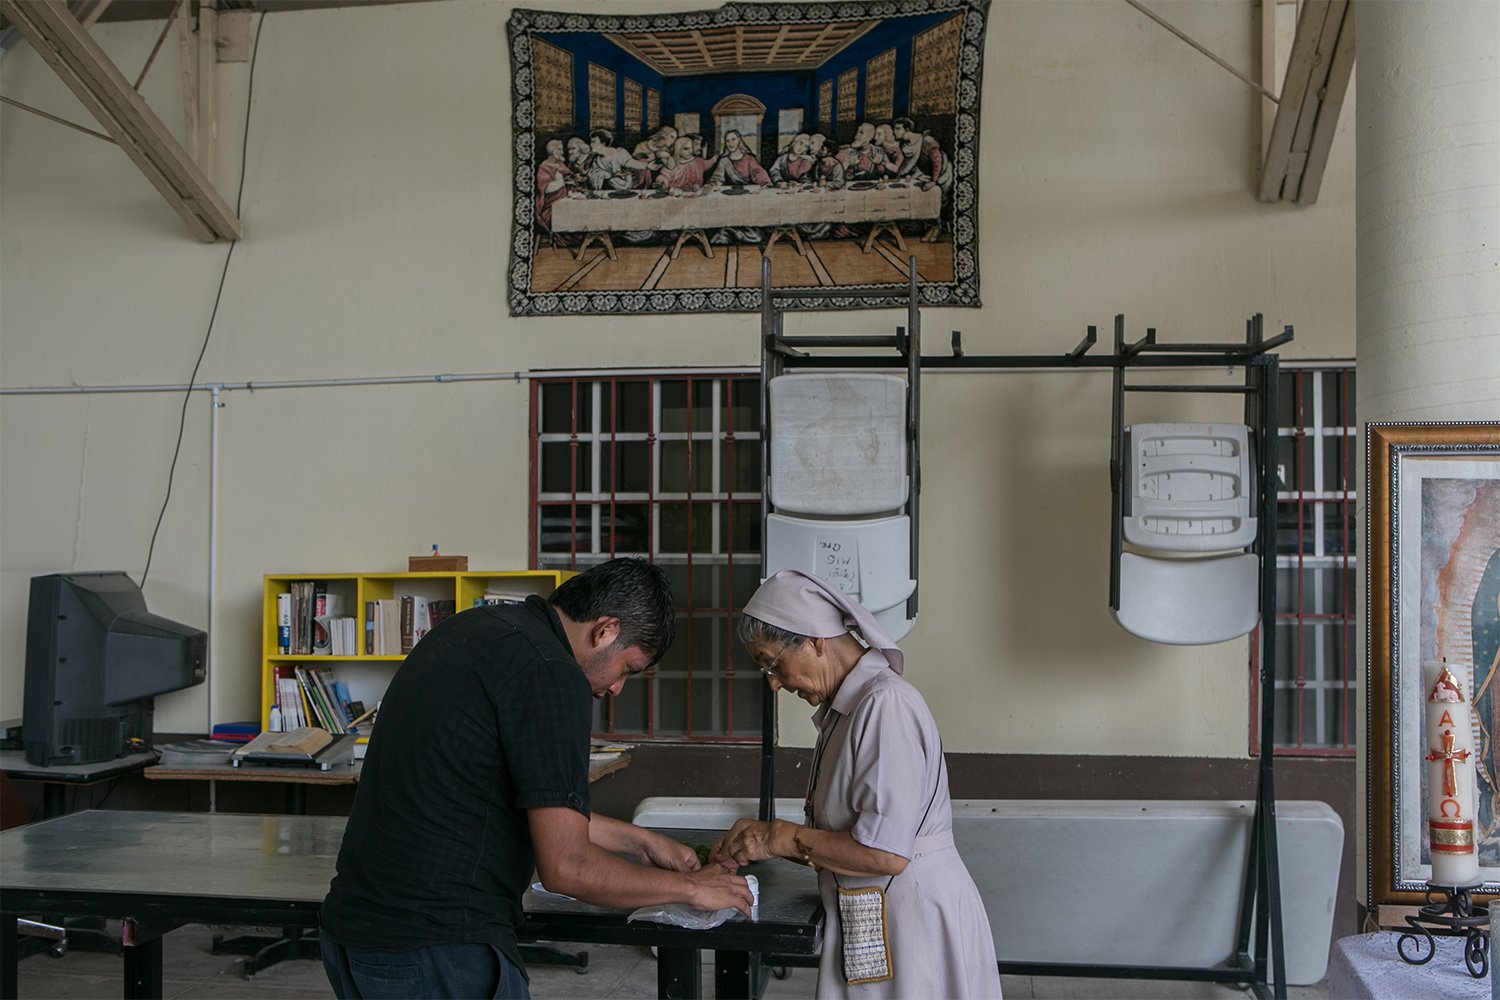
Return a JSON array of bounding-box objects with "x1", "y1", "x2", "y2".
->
[
  {"x1": 549, "y1": 558, "x2": 675, "y2": 665},
  {"x1": 893, "y1": 116, "x2": 915, "y2": 131},
  {"x1": 589, "y1": 128, "x2": 614, "y2": 146}
]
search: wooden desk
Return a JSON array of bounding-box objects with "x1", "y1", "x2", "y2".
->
[
  {"x1": 0, "y1": 810, "x2": 819, "y2": 1000},
  {"x1": 0, "y1": 749, "x2": 156, "y2": 818},
  {"x1": 144, "y1": 758, "x2": 361, "y2": 814},
  {"x1": 144, "y1": 750, "x2": 626, "y2": 811}
]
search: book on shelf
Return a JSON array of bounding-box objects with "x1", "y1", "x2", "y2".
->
[
  {"x1": 310, "y1": 581, "x2": 330, "y2": 654},
  {"x1": 315, "y1": 615, "x2": 359, "y2": 655},
  {"x1": 478, "y1": 586, "x2": 532, "y2": 607},
  {"x1": 375, "y1": 598, "x2": 401, "y2": 655},
  {"x1": 399, "y1": 595, "x2": 415, "y2": 654},
  {"x1": 277, "y1": 593, "x2": 292, "y2": 654},
  {"x1": 291, "y1": 663, "x2": 356, "y2": 734},
  {"x1": 364, "y1": 601, "x2": 375, "y2": 655},
  {"x1": 286, "y1": 580, "x2": 324, "y2": 655},
  {"x1": 273, "y1": 665, "x2": 305, "y2": 730},
  {"x1": 427, "y1": 599, "x2": 456, "y2": 629}
]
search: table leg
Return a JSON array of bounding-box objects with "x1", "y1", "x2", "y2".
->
[
  {"x1": 2, "y1": 912, "x2": 18, "y2": 1000},
  {"x1": 122, "y1": 937, "x2": 163, "y2": 1000},
  {"x1": 764, "y1": 228, "x2": 806, "y2": 258},
  {"x1": 657, "y1": 945, "x2": 703, "y2": 999},
  {"x1": 41, "y1": 783, "x2": 66, "y2": 819},
  {"x1": 575, "y1": 232, "x2": 618, "y2": 262},
  {"x1": 671, "y1": 229, "x2": 713, "y2": 260},
  {"x1": 713, "y1": 950, "x2": 765, "y2": 999},
  {"x1": 861, "y1": 222, "x2": 906, "y2": 253}
]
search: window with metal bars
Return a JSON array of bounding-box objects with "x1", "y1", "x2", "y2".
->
[
  {"x1": 531, "y1": 373, "x2": 765, "y2": 741},
  {"x1": 1253, "y1": 363, "x2": 1358, "y2": 755}
]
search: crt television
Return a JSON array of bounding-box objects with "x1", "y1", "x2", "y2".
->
[{"x1": 23, "y1": 571, "x2": 207, "y2": 766}]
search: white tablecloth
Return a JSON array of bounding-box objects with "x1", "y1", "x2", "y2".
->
[
  {"x1": 1328, "y1": 931, "x2": 1491, "y2": 999},
  {"x1": 551, "y1": 183, "x2": 939, "y2": 233}
]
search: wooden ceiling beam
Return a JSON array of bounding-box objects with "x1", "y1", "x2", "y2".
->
[
  {"x1": 74, "y1": 0, "x2": 113, "y2": 28},
  {"x1": 0, "y1": 0, "x2": 240, "y2": 241},
  {"x1": 1259, "y1": 0, "x2": 1353, "y2": 205}
]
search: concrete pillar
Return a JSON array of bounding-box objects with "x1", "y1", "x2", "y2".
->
[
  {"x1": 1355, "y1": 0, "x2": 1500, "y2": 919},
  {"x1": 1355, "y1": 0, "x2": 1499, "y2": 421}
]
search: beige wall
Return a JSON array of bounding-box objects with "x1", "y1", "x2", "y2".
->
[{"x1": 0, "y1": 0, "x2": 1356, "y2": 752}]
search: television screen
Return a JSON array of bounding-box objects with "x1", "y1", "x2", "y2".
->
[{"x1": 22, "y1": 571, "x2": 207, "y2": 766}]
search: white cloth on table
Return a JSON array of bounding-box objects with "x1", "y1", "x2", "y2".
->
[
  {"x1": 1328, "y1": 931, "x2": 1489, "y2": 999},
  {"x1": 808, "y1": 650, "x2": 1002, "y2": 999}
]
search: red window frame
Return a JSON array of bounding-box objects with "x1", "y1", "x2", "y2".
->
[
  {"x1": 1251, "y1": 363, "x2": 1357, "y2": 756},
  {"x1": 530, "y1": 373, "x2": 764, "y2": 742}
]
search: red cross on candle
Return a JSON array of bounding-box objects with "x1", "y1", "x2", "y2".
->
[{"x1": 1426, "y1": 728, "x2": 1472, "y2": 798}]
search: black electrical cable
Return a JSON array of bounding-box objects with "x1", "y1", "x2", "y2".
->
[{"x1": 141, "y1": 12, "x2": 267, "y2": 589}]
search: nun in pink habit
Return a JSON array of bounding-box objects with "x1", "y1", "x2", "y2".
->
[{"x1": 711, "y1": 570, "x2": 1002, "y2": 999}]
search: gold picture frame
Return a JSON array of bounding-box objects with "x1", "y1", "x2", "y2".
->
[{"x1": 1367, "y1": 421, "x2": 1500, "y2": 909}]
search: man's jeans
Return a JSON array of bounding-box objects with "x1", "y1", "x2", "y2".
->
[{"x1": 320, "y1": 927, "x2": 530, "y2": 999}]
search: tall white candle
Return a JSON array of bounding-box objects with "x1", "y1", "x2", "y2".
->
[{"x1": 1425, "y1": 661, "x2": 1481, "y2": 886}]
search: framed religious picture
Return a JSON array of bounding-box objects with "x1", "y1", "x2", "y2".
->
[
  {"x1": 506, "y1": 0, "x2": 989, "y2": 316},
  {"x1": 1367, "y1": 421, "x2": 1500, "y2": 909}
]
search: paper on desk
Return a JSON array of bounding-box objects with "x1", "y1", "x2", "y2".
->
[
  {"x1": 530, "y1": 882, "x2": 577, "y2": 902},
  {"x1": 627, "y1": 874, "x2": 758, "y2": 929}
]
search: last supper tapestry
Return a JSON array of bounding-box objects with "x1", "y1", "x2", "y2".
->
[{"x1": 507, "y1": 0, "x2": 989, "y2": 316}]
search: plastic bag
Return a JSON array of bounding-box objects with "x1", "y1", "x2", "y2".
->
[{"x1": 627, "y1": 874, "x2": 758, "y2": 930}]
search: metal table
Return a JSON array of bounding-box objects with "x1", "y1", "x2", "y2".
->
[
  {"x1": 1, "y1": 810, "x2": 821, "y2": 1000},
  {"x1": 0, "y1": 748, "x2": 157, "y2": 818},
  {"x1": 523, "y1": 826, "x2": 822, "y2": 998}
]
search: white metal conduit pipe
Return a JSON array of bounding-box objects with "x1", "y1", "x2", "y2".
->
[{"x1": 1, "y1": 352, "x2": 1339, "y2": 742}]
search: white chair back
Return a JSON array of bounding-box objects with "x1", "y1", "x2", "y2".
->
[{"x1": 1113, "y1": 422, "x2": 1260, "y2": 645}]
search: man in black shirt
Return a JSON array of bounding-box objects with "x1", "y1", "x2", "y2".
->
[{"x1": 320, "y1": 559, "x2": 752, "y2": 999}]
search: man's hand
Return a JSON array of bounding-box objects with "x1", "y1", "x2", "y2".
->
[
  {"x1": 637, "y1": 829, "x2": 700, "y2": 872},
  {"x1": 685, "y1": 867, "x2": 755, "y2": 916}
]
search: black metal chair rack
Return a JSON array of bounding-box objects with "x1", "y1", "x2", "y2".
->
[{"x1": 753, "y1": 255, "x2": 1294, "y2": 1000}]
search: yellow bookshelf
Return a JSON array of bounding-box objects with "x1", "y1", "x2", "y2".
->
[{"x1": 259, "y1": 570, "x2": 572, "y2": 734}]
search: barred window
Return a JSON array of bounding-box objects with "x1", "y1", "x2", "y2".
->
[
  {"x1": 532, "y1": 374, "x2": 765, "y2": 741},
  {"x1": 910, "y1": 15, "x2": 961, "y2": 116},
  {"x1": 1256, "y1": 364, "x2": 1357, "y2": 755},
  {"x1": 532, "y1": 38, "x2": 573, "y2": 134},
  {"x1": 865, "y1": 49, "x2": 895, "y2": 122},
  {"x1": 588, "y1": 63, "x2": 616, "y2": 133},
  {"x1": 837, "y1": 67, "x2": 858, "y2": 135},
  {"x1": 624, "y1": 78, "x2": 643, "y2": 136}
]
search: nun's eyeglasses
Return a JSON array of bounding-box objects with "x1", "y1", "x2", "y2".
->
[{"x1": 759, "y1": 646, "x2": 790, "y2": 678}]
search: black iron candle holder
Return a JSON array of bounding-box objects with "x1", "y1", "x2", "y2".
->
[{"x1": 1395, "y1": 882, "x2": 1490, "y2": 978}]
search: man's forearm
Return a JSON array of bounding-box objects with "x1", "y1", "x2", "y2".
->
[
  {"x1": 587, "y1": 812, "x2": 643, "y2": 854},
  {"x1": 540, "y1": 838, "x2": 697, "y2": 909}
]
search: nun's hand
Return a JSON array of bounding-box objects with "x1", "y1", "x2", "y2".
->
[{"x1": 710, "y1": 818, "x2": 799, "y2": 867}]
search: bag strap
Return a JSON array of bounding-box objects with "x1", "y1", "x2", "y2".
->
[{"x1": 832, "y1": 739, "x2": 944, "y2": 894}]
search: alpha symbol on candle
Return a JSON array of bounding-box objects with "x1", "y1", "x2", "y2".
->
[
  {"x1": 1426, "y1": 728, "x2": 1472, "y2": 798},
  {"x1": 1439, "y1": 710, "x2": 1456, "y2": 727}
]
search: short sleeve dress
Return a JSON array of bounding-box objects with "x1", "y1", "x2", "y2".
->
[{"x1": 807, "y1": 650, "x2": 1002, "y2": 999}]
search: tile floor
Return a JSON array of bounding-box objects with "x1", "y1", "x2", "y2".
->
[{"x1": 14, "y1": 923, "x2": 1330, "y2": 999}]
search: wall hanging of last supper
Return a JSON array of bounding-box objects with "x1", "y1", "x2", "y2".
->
[{"x1": 506, "y1": 0, "x2": 989, "y2": 316}]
